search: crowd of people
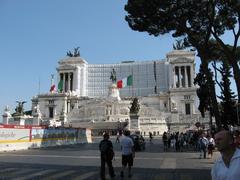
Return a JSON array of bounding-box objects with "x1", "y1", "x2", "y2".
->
[
  {"x1": 162, "y1": 128, "x2": 240, "y2": 179},
  {"x1": 98, "y1": 128, "x2": 240, "y2": 179},
  {"x1": 162, "y1": 130, "x2": 215, "y2": 158}
]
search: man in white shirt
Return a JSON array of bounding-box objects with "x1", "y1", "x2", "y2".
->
[
  {"x1": 120, "y1": 130, "x2": 135, "y2": 178},
  {"x1": 211, "y1": 130, "x2": 240, "y2": 180},
  {"x1": 199, "y1": 133, "x2": 209, "y2": 159}
]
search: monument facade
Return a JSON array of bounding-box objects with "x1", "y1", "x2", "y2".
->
[{"x1": 29, "y1": 50, "x2": 209, "y2": 135}]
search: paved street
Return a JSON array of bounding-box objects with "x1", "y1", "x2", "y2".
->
[{"x1": 0, "y1": 136, "x2": 220, "y2": 180}]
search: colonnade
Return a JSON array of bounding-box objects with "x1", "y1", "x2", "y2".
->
[
  {"x1": 59, "y1": 72, "x2": 73, "y2": 92},
  {"x1": 173, "y1": 65, "x2": 192, "y2": 88}
]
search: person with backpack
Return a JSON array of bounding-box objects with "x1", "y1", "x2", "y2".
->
[
  {"x1": 199, "y1": 132, "x2": 209, "y2": 159},
  {"x1": 99, "y1": 133, "x2": 115, "y2": 180}
]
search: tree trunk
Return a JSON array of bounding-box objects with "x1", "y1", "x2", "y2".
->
[{"x1": 230, "y1": 59, "x2": 240, "y2": 102}]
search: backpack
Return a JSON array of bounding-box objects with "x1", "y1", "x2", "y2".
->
[
  {"x1": 100, "y1": 140, "x2": 114, "y2": 160},
  {"x1": 200, "y1": 138, "x2": 207, "y2": 149},
  {"x1": 162, "y1": 134, "x2": 168, "y2": 141},
  {"x1": 100, "y1": 140, "x2": 110, "y2": 153}
]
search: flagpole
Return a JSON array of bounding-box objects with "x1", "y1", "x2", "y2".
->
[
  {"x1": 38, "y1": 77, "x2": 41, "y2": 95},
  {"x1": 51, "y1": 74, "x2": 54, "y2": 86}
]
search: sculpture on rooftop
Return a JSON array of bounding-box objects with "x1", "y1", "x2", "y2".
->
[
  {"x1": 15, "y1": 101, "x2": 27, "y2": 115},
  {"x1": 110, "y1": 68, "x2": 117, "y2": 83},
  {"x1": 67, "y1": 47, "x2": 80, "y2": 57}
]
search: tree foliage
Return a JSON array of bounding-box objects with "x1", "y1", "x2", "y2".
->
[
  {"x1": 217, "y1": 61, "x2": 238, "y2": 127},
  {"x1": 194, "y1": 65, "x2": 212, "y2": 117},
  {"x1": 125, "y1": 0, "x2": 240, "y2": 129},
  {"x1": 125, "y1": 0, "x2": 240, "y2": 100}
]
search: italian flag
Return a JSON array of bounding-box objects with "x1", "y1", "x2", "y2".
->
[
  {"x1": 117, "y1": 75, "x2": 133, "y2": 89},
  {"x1": 50, "y1": 84, "x2": 56, "y2": 92},
  {"x1": 58, "y1": 79, "x2": 63, "y2": 92}
]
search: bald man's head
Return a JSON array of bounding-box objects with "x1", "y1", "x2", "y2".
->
[{"x1": 215, "y1": 130, "x2": 234, "y2": 152}]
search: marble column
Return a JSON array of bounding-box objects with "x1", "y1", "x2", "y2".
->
[
  {"x1": 58, "y1": 73, "x2": 62, "y2": 92},
  {"x1": 173, "y1": 66, "x2": 176, "y2": 88},
  {"x1": 176, "y1": 66, "x2": 179, "y2": 88},
  {"x1": 63, "y1": 73, "x2": 66, "y2": 92},
  {"x1": 187, "y1": 66, "x2": 190, "y2": 87},
  {"x1": 190, "y1": 65, "x2": 193, "y2": 87},
  {"x1": 68, "y1": 72, "x2": 71, "y2": 92},
  {"x1": 178, "y1": 66, "x2": 182, "y2": 88},
  {"x1": 184, "y1": 66, "x2": 188, "y2": 87},
  {"x1": 70, "y1": 72, "x2": 73, "y2": 91}
]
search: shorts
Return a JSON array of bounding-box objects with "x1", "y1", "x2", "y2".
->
[
  {"x1": 208, "y1": 144, "x2": 214, "y2": 151},
  {"x1": 122, "y1": 154, "x2": 133, "y2": 166}
]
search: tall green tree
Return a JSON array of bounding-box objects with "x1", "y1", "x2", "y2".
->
[
  {"x1": 217, "y1": 61, "x2": 237, "y2": 127},
  {"x1": 125, "y1": 0, "x2": 240, "y2": 100},
  {"x1": 194, "y1": 65, "x2": 212, "y2": 118},
  {"x1": 194, "y1": 43, "x2": 221, "y2": 128},
  {"x1": 210, "y1": 42, "x2": 240, "y2": 128},
  {"x1": 208, "y1": 1, "x2": 240, "y2": 102},
  {"x1": 194, "y1": 63, "x2": 217, "y2": 129},
  {"x1": 124, "y1": 0, "x2": 240, "y2": 129}
]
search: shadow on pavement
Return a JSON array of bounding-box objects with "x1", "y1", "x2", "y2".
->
[{"x1": 0, "y1": 162, "x2": 211, "y2": 180}]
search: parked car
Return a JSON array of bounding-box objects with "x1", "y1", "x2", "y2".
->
[{"x1": 130, "y1": 134, "x2": 146, "y2": 151}]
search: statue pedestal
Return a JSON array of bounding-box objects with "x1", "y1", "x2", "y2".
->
[
  {"x1": 59, "y1": 112, "x2": 67, "y2": 126},
  {"x1": 13, "y1": 116, "x2": 25, "y2": 126},
  {"x1": 32, "y1": 105, "x2": 42, "y2": 125},
  {"x1": 33, "y1": 115, "x2": 40, "y2": 125},
  {"x1": 129, "y1": 114, "x2": 140, "y2": 131},
  {"x1": 19, "y1": 118, "x2": 25, "y2": 126},
  {"x1": 108, "y1": 83, "x2": 121, "y2": 101},
  {"x1": 2, "y1": 106, "x2": 12, "y2": 125},
  {"x1": 2, "y1": 115, "x2": 10, "y2": 125}
]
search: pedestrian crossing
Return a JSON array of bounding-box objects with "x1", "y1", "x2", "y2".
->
[
  {"x1": 0, "y1": 166, "x2": 100, "y2": 180},
  {"x1": 16, "y1": 169, "x2": 56, "y2": 180},
  {"x1": 0, "y1": 165, "x2": 212, "y2": 180},
  {"x1": 72, "y1": 171, "x2": 99, "y2": 180}
]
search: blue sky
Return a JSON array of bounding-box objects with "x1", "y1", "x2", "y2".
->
[{"x1": 0, "y1": 0, "x2": 237, "y2": 121}]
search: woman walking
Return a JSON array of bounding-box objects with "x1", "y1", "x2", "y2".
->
[{"x1": 207, "y1": 134, "x2": 215, "y2": 158}]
